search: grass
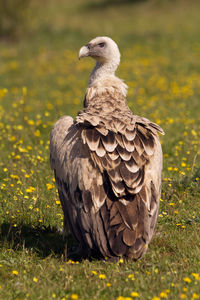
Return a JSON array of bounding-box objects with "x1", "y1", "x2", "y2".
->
[{"x1": 0, "y1": 0, "x2": 200, "y2": 299}]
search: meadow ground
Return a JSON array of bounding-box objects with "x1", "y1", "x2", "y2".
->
[{"x1": 0, "y1": 0, "x2": 200, "y2": 299}]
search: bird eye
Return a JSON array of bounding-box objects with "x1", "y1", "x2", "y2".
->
[
  {"x1": 86, "y1": 43, "x2": 91, "y2": 50},
  {"x1": 98, "y1": 42, "x2": 105, "y2": 48}
]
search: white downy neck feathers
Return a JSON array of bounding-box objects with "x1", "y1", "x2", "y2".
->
[{"x1": 78, "y1": 36, "x2": 128, "y2": 97}]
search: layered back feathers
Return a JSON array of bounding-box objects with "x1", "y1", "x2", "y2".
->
[{"x1": 50, "y1": 37, "x2": 164, "y2": 260}]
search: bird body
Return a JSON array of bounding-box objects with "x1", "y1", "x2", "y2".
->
[{"x1": 50, "y1": 37, "x2": 164, "y2": 260}]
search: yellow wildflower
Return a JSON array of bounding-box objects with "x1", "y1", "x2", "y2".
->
[
  {"x1": 71, "y1": 294, "x2": 78, "y2": 300},
  {"x1": 26, "y1": 186, "x2": 35, "y2": 193},
  {"x1": 183, "y1": 277, "x2": 191, "y2": 283},
  {"x1": 191, "y1": 294, "x2": 199, "y2": 299},
  {"x1": 22, "y1": 86, "x2": 27, "y2": 96},
  {"x1": 12, "y1": 270, "x2": 19, "y2": 275},
  {"x1": 46, "y1": 183, "x2": 54, "y2": 190},
  {"x1": 192, "y1": 273, "x2": 200, "y2": 280},
  {"x1": 128, "y1": 274, "x2": 135, "y2": 280},
  {"x1": 131, "y1": 291, "x2": 139, "y2": 297},
  {"x1": 160, "y1": 292, "x2": 168, "y2": 298},
  {"x1": 92, "y1": 270, "x2": 97, "y2": 275},
  {"x1": 27, "y1": 120, "x2": 35, "y2": 125},
  {"x1": 34, "y1": 130, "x2": 41, "y2": 137},
  {"x1": 106, "y1": 283, "x2": 111, "y2": 287}
]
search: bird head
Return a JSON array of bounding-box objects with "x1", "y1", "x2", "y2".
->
[{"x1": 78, "y1": 36, "x2": 120, "y2": 66}]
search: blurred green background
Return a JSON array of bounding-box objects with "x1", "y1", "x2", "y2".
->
[{"x1": 0, "y1": 1, "x2": 200, "y2": 299}]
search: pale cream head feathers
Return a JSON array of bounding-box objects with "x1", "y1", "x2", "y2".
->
[
  {"x1": 79, "y1": 36, "x2": 120, "y2": 66},
  {"x1": 79, "y1": 36, "x2": 127, "y2": 94}
]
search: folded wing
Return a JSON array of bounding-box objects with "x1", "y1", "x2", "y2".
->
[{"x1": 50, "y1": 108, "x2": 164, "y2": 259}]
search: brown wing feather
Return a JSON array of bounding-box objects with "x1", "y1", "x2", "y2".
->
[
  {"x1": 50, "y1": 93, "x2": 163, "y2": 260},
  {"x1": 79, "y1": 115, "x2": 162, "y2": 259}
]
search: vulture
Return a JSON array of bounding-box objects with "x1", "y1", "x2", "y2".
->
[{"x1": 50, "y1": 37, "x2": 164, "y2": 261}]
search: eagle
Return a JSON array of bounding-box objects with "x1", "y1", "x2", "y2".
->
[{"x1": 50, "y1": 37, "x2": 164, "y2": 261}]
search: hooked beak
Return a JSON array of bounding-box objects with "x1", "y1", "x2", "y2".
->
[{"x1": 78, "y1": 45, "x2": 90, "y2": 60}]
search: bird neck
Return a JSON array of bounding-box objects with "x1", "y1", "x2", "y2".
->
[
  {"x1": 85, "y1": 73, "x2": 128, "y2": 103},
  {"x1": 89, "y1": 61, "x2": 118, "y2": 86}
]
